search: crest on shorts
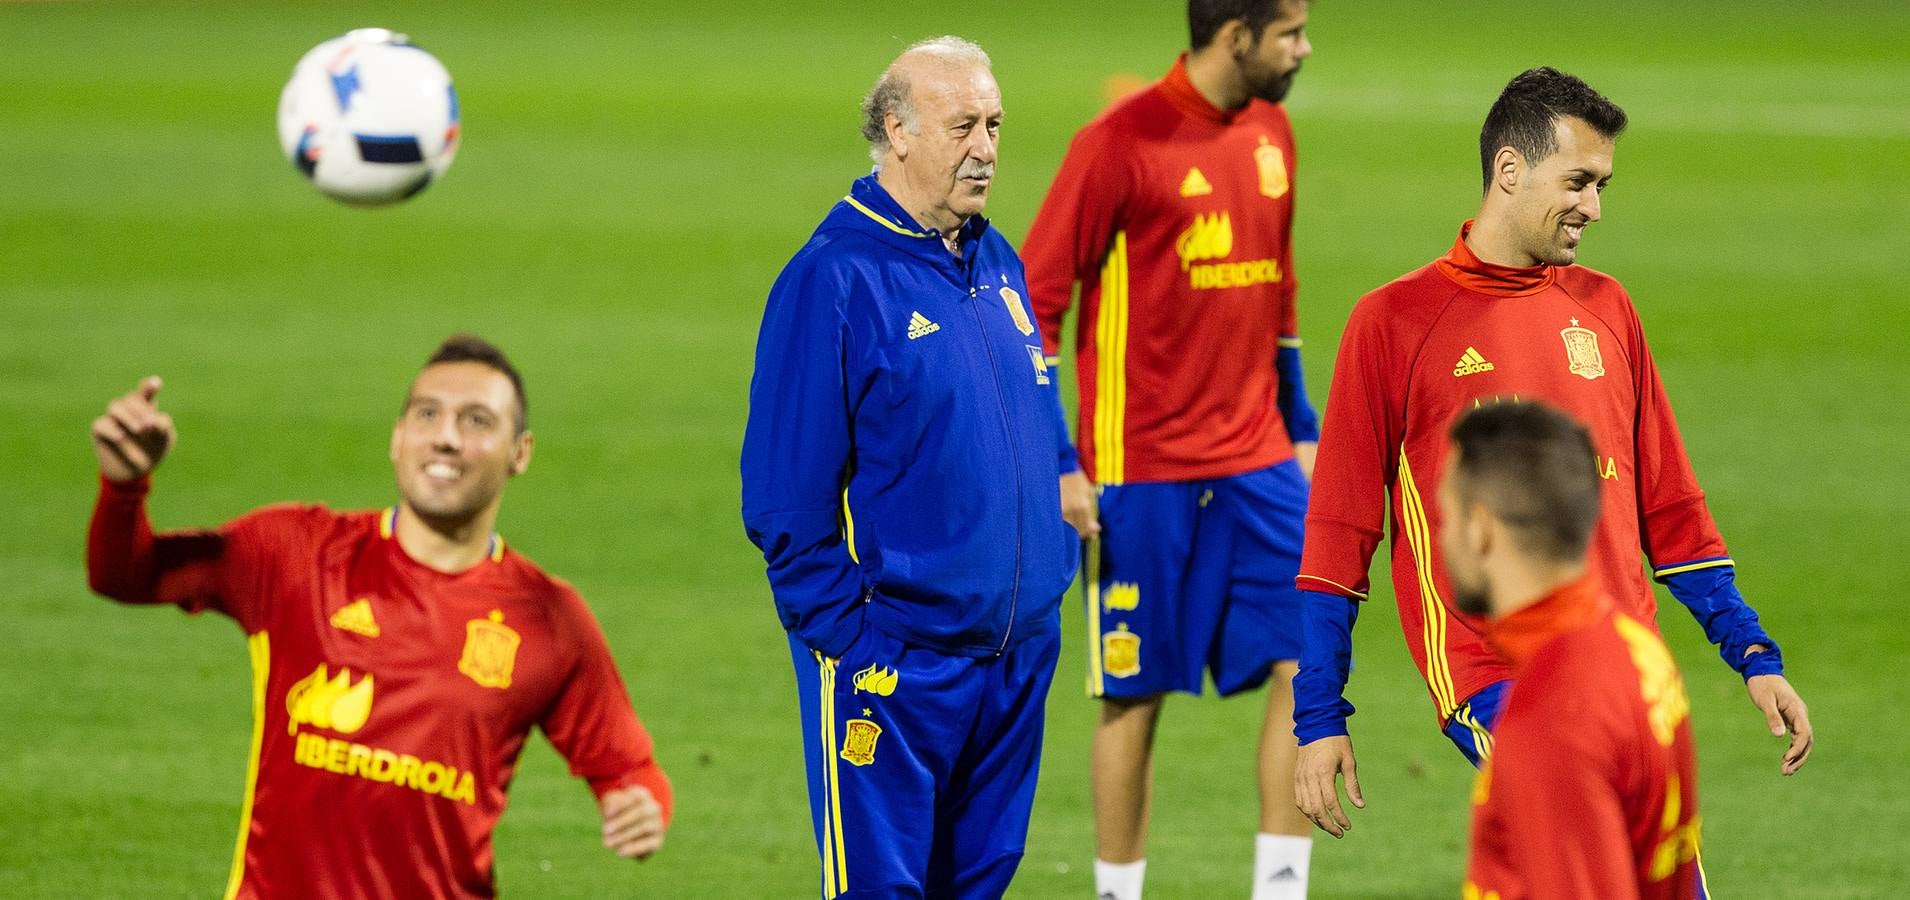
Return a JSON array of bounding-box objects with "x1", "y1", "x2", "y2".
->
[
  {"x1": 1104, "y1": 624, "x2": 1141, "y2": 678},
  {"x1": 839, "y1": 718, "x2": 883, "y2": 766},
  {"x1": 458, "y1": 610, "x2": 520, "y2": 689},
  {"x1": 1000, "y1": 286, "x2": 1035, "y2": 336},
  {"x1": 1255, "y1": 138, "x2": 1289, "y2": 200},
  {"x1": 1560, "y1": 318, "x2": 1606, "y2": 380}
]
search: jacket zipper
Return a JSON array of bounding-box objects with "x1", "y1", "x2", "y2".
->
[{"x1": 962, "y1": 280, "x2": 1023, "y2": 655}]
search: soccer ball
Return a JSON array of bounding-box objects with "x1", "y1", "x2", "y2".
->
[{"x1": 277, "y1": 29, "x2": 460, "y2": 206}]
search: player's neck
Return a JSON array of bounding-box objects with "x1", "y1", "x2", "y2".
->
[
  {"x1": 1464, "y1": 211, "x2": 1543, "y2": 269},
  {"x1": 393, "y1": 503, "x2": 497, "y2": 574},
  {"x1": 1184, "y1": 47, "x2": 1250, "y2": 112},
  {"x1": 1486, "y1": 558, "x2": 1587, "y2": 620}
]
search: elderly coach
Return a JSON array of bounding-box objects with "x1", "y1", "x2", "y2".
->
[{"x1": 741, "y1": 36, "x2": 1081, "y2": 899}]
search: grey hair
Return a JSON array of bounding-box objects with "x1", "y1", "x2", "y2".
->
[{"x1": 860, "y1": 35, "x2": 993, "y2": 164}]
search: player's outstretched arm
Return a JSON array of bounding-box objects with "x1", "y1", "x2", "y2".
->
[
  {"x1": 1294, "y1": 734, "x2": 1364, "y2": 838},
  {"x1": 92, "y1": 376, "x2": 175, "y2": 483},
  {"x1": 599, "y1": 784, "x2": 667, "y2": 860},
  {"x1": 1746, "y1": 672, "x2": 1813, "y2": 775}
]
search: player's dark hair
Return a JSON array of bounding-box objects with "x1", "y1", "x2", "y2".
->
[
  {"x1": 423, "y1": 333, "x2": 529, "y2": 433},
  {"x1": 1447, "y1": 400, "x2": 1600, "y2": 563},
  {"x1": 1478, "y1": 67, "x2": 1627, "y2": 192},
  {"x1": 1188, "y1": 0, "x2": 1297, "y2": 50}
]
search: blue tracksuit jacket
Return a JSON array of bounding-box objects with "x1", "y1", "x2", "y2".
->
[{"x1": 742, "y1": 174, "x2": 1079, "y2": 659}]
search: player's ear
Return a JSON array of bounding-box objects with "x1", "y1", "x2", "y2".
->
[
  {"x1": 1466, "y1": 500, "x2": 1496, "y2": 561},
  {"x1": 508, "y1": 430, "x2": 533, "y2": 477},
  {"x1": 389, "y1": 419, "x2": 403, "y2": 464},
  {"x1": 1223, "y1": 19, "x2": 1254, "y2": 55},
  {"x1": 1493, "y1": 146, "x2": 1523, "y2": 193}
]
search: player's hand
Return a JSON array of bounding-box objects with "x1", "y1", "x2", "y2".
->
[
  {"x1": 1293, "y1": 441, "x2": 1317, "y2": 480},
  {"x1": 600, "y1": 784, "x2": 666, "y2": 860},
  {"x1": 1745, "y1": 673, "x2": 1812, "y2": 775},
  {"x1": 92, "y1": 376, "x2": 176, "y2": 484},
  {"x1": 1294, "y1": 734, "x2": 1364, "y2": 838},
  {"x1": 1059, "y1": 470, "x2": 1100, "y2": 537}
]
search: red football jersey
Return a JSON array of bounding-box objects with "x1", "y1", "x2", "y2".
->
[
  {"x1": 1298, "y1": 223, "x2": 1731, "y2": 722},
  {"x1": 87, "y1": 477, "x2": 670, "y2": 900},
  {"x1": 1465, "y1": 577, "x2": 1701, "y2": 900},
  {"x1": 1022, "y1": 55, "x2": 1302, "y2": 484}
]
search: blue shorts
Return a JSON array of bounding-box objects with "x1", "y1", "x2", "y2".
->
[
  {"x1": 1442, "y1": 680, "x2": 1510, "y2": 767},
  {"x1": 789, "y1": 623, "x2": 1060, "y2": 899},
  {"x1": 1085, "y1": 460, "x2": 1308, "y2": 699}
]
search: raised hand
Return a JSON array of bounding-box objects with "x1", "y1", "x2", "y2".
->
[{"x1": 92, "y1": 377, "x2": 176, "y2": 484}]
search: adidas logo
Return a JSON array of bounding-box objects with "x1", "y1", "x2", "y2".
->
[
  {"x1": 1179, "y1": 167, "x2": 1213, "y2": 197},
  {"x1": 329, "y1": 598, "x2": 381, "y2": 638},
  {"x1": 1268, "y1": 865, "x2": 1299, "y2": 881},
  {"x1": 1453, "y1": 346, "x2": 1496, "y2": 377},
  {"x1": 906, "y1": 311, "x2": 941, "y2": 340}
]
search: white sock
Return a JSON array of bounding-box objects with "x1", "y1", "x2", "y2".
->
[
  {"x1": 1094, "y1": 858, "x2": 1146, "y2": 900},
  {"x1": 1252, "y1": 833, "x2": 1312, "y2": 900}
]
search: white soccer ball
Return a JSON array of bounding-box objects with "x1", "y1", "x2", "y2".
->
[{"x1": 277, "y1": 28, "x2": 460, "y2": 206}]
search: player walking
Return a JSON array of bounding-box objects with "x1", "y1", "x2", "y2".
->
[
  {"x1": 86, "y1": 336, "x2": 671, "y2": 899},
  {"x1": 1290, "y1": 69, "x2": 1812, "y2": 852},
  {"x1": 1021, "y1": 2, "x2": 1319, "y2": 897}
]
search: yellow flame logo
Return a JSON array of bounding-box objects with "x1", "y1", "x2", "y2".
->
[
  {"x1": 851, "y1": 663, "x2": 899, "y2": 697},
  {"x1": 286, "y1": 664, "x2": 374, "y2": 736},
  {"x1": 1175, "y1": 212, "x2": 1233, "y2": 270}
]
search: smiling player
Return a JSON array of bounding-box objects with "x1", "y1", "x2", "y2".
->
[
  {"x1": 86, "y1": 335, "x2": 671, "y2": 899},
  {"x1": 1290, "y1": 68, "x2": 1812, "y2": 852}
]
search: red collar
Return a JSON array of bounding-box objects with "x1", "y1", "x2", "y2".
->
[
  {"x1": 1485, "y1": 575, "x2": 1611, "y2": 672},
  {"x1": 1159, "y1": 54, "x2": 1243, "y2": 124},
  {"x1": 1435, "y1": 220, "x2": 1556, "y2": 296}
]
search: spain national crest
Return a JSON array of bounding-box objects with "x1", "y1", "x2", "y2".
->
[
  {"x1": 1104, "y1": 626, "x2": 1141, "y2": 678},
  {"x1": 839, "y1": 718, "x2": 882, "y2": 766},
  {"x1": 458, "y1": 610, "x2": 520, "y2": 689},
  {"x1": 1560, "y1": 318, "x2": 1606, "y2": 380},
  {"x1": 999, "y1": 286, "x2": 1035, "y2": 336},
  {"x1": 1255, "y1": 138, "x2": 1289, "y2": 200}
]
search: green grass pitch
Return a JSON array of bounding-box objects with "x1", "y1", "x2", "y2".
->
[{"x1": 2, "y1": 1, "x2": 1906, "y2": 896}]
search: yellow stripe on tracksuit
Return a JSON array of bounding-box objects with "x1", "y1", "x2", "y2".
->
[
  {"x1": 841, "y1": 488, "x2": 859, "y2": 565},
  {"x1": 1085, "y1": 536, "x2": 1104, "y2": 697},
  {"x1": 1397, "y1": 451, "x2": 1462, "y2": 719},
  {"x1": 814, "y1": 653, "x2": 849, "y2": 897},
  {"x1": 223, "y1": 631, "x2": 270, "y2": 900},
  {"x1": 1094, "y1": 231, "x2": 1130, "y2": 486}
]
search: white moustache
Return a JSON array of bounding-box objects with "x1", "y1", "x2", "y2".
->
[{"x1": 960, "y1": 165, "x2": 995, "y2": 179}]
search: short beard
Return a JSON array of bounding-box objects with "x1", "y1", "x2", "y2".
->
[
  {"x1": 1454, "y1": 584, "x2": 1492, "y2": 617},
  {"x1": 1256, "y1": 70, "x2": 1296, "y2": 104}
]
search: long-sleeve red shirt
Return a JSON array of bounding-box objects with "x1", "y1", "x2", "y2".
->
[
  {"x1": 1021, "y1": 55, "x2": 1301, "y2": 484},
  {"x1": 86, "y1": 476, "x2": 670, "y2": 899},
  {"x1": 1465, "y1": 576, "x2": 1700, "y2": 900},
  {"x1": 1299, "y1": 223, "x2": 1730, "y2": 721}
]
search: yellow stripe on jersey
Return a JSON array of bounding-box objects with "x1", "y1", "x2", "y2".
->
[
  {"x1": 1094, "y1": 232, "x2": 1131, "y2": 485},
  {"x1": 841, "y1": 487, "x2": 860, "y2": 565},
  {"x1": 1652, "y1": 558, "x2": 1735, "y2": 580},
  {"x1": 379, "y1": 506, "x2": 397, "y2": 540},
  {"x1": 1398, "y1": 451, "x2": 1461, "y2": 718},
  {"x1": 1295, "y1": 574, "x2": 1370, "y2": 601},
  {"x1": 223, "y1": 631, "x2": 270, "y2": 900},
  {"x1": 814, "y1": 653, "x2": 848, "y2": 897},
  {"x1": 1085, "y1": 535, "x2": 1104, "y2": 697},
  {"x1": 1278, "y1": 336, "x2": 1304, "y2": 349}
]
